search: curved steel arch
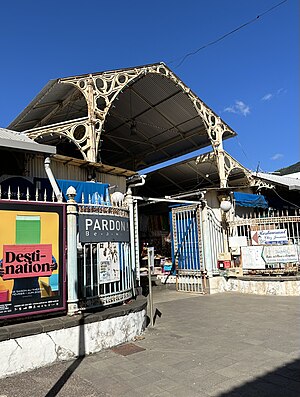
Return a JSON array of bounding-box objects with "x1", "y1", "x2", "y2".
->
[
  {"x1": 59, "y1": 64, "x2": 236, "y2": 169},
  {"x1": 26, "y1": 118, "x2": 91, "y2": 161}
]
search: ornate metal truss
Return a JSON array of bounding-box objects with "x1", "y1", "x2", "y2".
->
[
  {"x1": 196, "y1": 151, "x2": 253, "y2": 188},
  {"x1": 23, "y1": 63, "x2": 236, "y2": 186}
]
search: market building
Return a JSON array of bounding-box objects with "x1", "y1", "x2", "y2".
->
[{"x1": 1, "y1": 63, "x2": 299, "y2": 377}]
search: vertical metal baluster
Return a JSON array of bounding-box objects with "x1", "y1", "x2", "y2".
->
[
  {"x1": 83, "y1": 244, "x2": 87, "y2": 298},
  {"x1": 295, "y1": 216, "x2": 300, "y2": 245},
  {"x1": 90, "y1": 243, "x2": 94, "y2": 297},
  {"x1": 97, "y1": 243, "x2": 100, "y2": 297}
]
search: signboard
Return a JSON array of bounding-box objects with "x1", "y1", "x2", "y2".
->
[
  {"x1": 262, "y1": 245, "x2": 299, "y2": 264},
  {"x1": 229, "y1": 236, "x2": 248, "y2": 255},
  {"x1": 241, "y1": 246, "x2": 265, "y2": 269},
  {"x1": 229, "y1": 236, "x2": 248, "y2": 248},
  {"x1": 0, "y1": 202, "x2": 65, "y2": 319},
  {"x1": 78, "y1": 214, "x2": 129, "y2": 243},
  {"x1": 98, "y1": 242, "x2": 120, "y2": 283},
  {"x1": 251, "y1": 229, "x2": 288, "y2": 245},
  {"x1": 241, "y1": 244, "x2": 299, "y2": 269}
]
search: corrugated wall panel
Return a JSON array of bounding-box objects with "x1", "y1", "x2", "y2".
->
[{"x1": 27, "y1": 155, "x2": 127, "y2": 193}]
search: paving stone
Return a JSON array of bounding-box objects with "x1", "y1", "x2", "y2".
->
[{"x1": 0, "y1": 292, "x2": 299, "y2": 396}]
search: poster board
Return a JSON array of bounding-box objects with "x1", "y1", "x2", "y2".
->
[
  {"x1": 262, "y1": 245, "x2": 299, "y2": 264},
  {"x1": 241, "y1": 246, "x2": 265, "y2": 269},
  {"x1": 0, "y1": 201, "x2": 66, "y2": 319},
  {"x1": 97, "y1": 242, "x2": 121, "y2": 283}
]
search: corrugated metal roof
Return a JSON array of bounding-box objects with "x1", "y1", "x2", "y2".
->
[
  {"x1": 8, "y1": 63, "x2": 236, "y2": 171},
  {"x1": 0, "y1": 127, "x2": 38, "y2": 142},
  {"x1": 0, "y1": 128, "x2": 56, "y2": 154},
  {"x1": 255, "y1": 172, "x2": 300, "y2": 191},
  {"x1": 139, "y1": 150, "x2": 250, "y2": 197}
]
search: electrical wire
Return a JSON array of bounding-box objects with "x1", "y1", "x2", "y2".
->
[
  {"x1": 168, "y1": 0, "x2": 288, "y2": 68},
  {"x1": 272, "y1": 187, "x2": 300, "y2": 209},
  {"x1": 234, "y1": 136, "x2": 251, "y2": 163}
]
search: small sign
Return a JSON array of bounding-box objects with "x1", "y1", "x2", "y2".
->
[
  {"x1": 251, "y1": 229, "x2": 288, "y2": 245},
  {"x1": 79, "y1": 214, "x2": 129, "y2": 243},
  {"x1": 229, "y1": 236, "x2": 248, "y2": 248},
  {"x1": 241, "y1": 246, "x2": 265, "y2": 269},
  {"x1": 262, "y1": 245, "x2": 299, "y2": 264}
]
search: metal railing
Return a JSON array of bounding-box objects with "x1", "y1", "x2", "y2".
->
[
  {"x1": 229, "y1": 209, "x2": 300, "y2": 245},
  {"x1": 77, "y1": 203, "x2": 134, "y2": 308},
  {"x1": 0, "y1": 184, "x2": 57, "y2": 202}
]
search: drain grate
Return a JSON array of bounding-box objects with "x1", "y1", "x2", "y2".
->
[{"x1": 111, "y1": 343, "x2": 146, "y2": 356}]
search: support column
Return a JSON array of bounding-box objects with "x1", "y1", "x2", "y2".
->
[
  {"x1": 133, "y1": 199, "x2": 140, "y2": 285},
  {"x1": 66, "y1": 186, "x2": 79, "y2": 315},
  {"x1": 201, "y1": 203, "x2": 214, "y2": 278},
  {"x1": 216, "y1": 149, "x2": 227, "y2": 189},
  {"x1": 126, "y1": 187, "x2": 139, "y2": 293}
]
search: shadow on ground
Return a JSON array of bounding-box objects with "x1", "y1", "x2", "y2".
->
[{"x1": 217, "y1": 357, "x2": 300, "y2": 397}]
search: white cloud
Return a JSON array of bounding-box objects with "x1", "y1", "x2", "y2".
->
[
  {"x1": 271, "y1": 153, "x2": 284, "y2": 160},
  {"x1": 261, "y1": 93, "x2": 273, "y2": 101},
  {"x1": 261, "y1": 88, "x2": 287, "y2": 102},
  {"x1": 224, "y1": 100, "x2": 250, "y2": 116},
  {"x1": 277, "y1": 88, "x2": 287, "y2": 95}
]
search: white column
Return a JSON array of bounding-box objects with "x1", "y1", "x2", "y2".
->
[
  {"x1": 201, "y1": 204, "x2": 214, "y2": 278},
  {"x1": 125, "y1": 187, "x2": 138, "y2": 292},
  {"x1": 66, "y1": 186, "x2": 79, "y2": 315}
]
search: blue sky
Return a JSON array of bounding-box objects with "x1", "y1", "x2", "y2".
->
[{"x1": 0, "y1": 0, "x2": 298, "y2": 173}]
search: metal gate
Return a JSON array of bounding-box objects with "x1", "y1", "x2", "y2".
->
[
  {"x1": 205, "y1": 207, "x2": 225, "y2": 275},
  {"x1": 171, "y1": 205, "x2": 204, "y2": 292},
  {"x1": 77, "y1": 203, "x2": 134, "y2": 309},
  {"x1": 171, "y1": 204, "x2": 225, "y2": 292}
]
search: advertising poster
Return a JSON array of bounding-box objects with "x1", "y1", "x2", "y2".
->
[
  {"x1": 98, "y1": 242, "x2": 120, "y2": 284},
  {"x1": 0, "y1": 202, "x2": 66, "y2": 319}
]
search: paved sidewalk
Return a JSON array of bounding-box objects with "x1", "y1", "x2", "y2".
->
[{"x1": 0, "y1": 290, "x2": 299, "y2": 397}]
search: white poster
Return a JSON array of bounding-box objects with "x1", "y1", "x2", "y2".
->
[
  {"x1": 241, "y1": 246, "x2": 265, "y2": 269},
  {"x1": 98, "y1": 242, "x2": 120, "y2": 283}
]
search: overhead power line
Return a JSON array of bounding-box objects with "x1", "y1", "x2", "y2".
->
[{"x1": 168, "y1": 0, "x2": 288, "y2": 68}]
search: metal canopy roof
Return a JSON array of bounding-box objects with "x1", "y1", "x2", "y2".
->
[
  {"x1": 139, "y1": 150, "x2": 251, "y2": 197},
  {"x1": 8, "y1": 63, "x2": 237, "y2": 172},
  {"x1": 254, "y1": 172, "x2": 300, "y2": 191},
  {"x1": 0, "y1": 128, "x2": 56, "y2": 155}
]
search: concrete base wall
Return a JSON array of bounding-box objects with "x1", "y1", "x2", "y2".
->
[
  {"x1": 0, "y1": 306, "x2": 146, "y2": 379},
  {"x1": 209, "y1": 276, "x2": 300, "y2": 296}
]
